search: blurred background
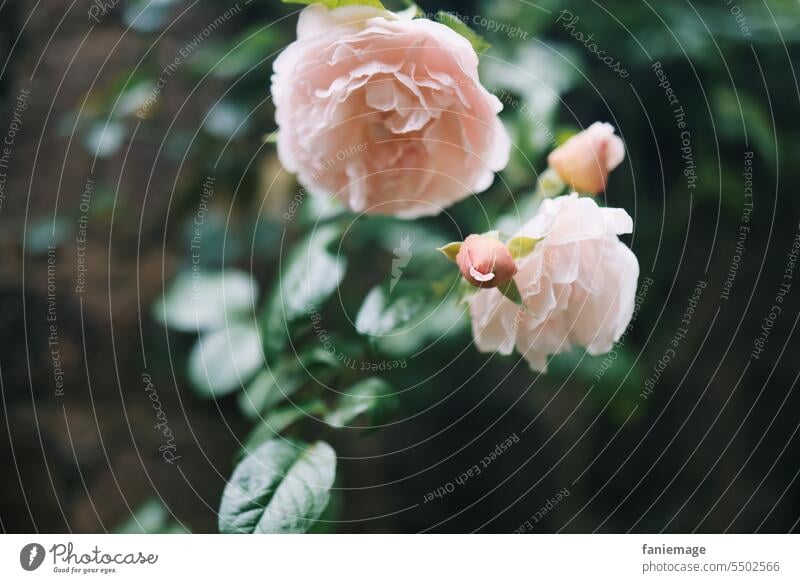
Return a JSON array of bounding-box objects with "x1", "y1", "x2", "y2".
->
[{"x1": 1, "y1": 0, "x2": 799, "y2": 533}]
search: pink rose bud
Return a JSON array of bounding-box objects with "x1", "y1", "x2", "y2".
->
[
  {"x1": 547, "y1": 122, "x2": 625, "y2": 194},
  {"x1": 456, "y1": 234, "x2": 517, "y2": 288}
]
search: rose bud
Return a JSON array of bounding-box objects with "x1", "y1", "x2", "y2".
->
[
  {"x1": 456, "y1": 234, "x2": 517, "y2": 288},
  {"x1": 547, "y1": 122, "x2": 625, "y2": 194}
]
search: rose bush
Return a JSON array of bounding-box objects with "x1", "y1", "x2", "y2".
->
[{"x1": 272, "y1": 5, "x2": 511, "y2": 218}]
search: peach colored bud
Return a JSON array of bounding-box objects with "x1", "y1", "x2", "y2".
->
[
  {"x1": 456, "y1": 234, "x2": 517, "y2": 288},
  {"x1": 547, "y1": 122, "x2": 625, "y2": 194}
]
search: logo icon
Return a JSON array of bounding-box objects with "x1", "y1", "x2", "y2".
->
[
  {"x1": 390, "y1": 234, "x2": 413, "y2": 293},
  {"x1": 20, "y1": 543, "x2": 45, "y2": 571}
]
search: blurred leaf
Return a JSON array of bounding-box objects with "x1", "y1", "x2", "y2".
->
[
  {"x1": 153, "y1": 270, "x2": 259, "y2": 332},
  {"x1": 115, "y1": 80, "x2": 155, "y2": 118},
  {"x1": 550, "y1": 345, "x2": 647, "y2": 424},
  {"x1": 261, "y1": 225, "x2": 346, "y2": 353},
  {"x1": 238, "y1": 347, "x2": 343, "y2": 419},
  {"x1": 482, "y1": 43, "x2": 580, "y2": 160},
  {"x1": 435, "y1": 11, "x2": 491, "y2": 55},
  {"x1": 713, "y1": 87, "x2": 776, "y2": 166},
  {"x1": 84, "y1": 120, "x2": 126, "y2": 158},
  {"x1": 203, "y1": 101, "x2": 250, "y2": 139},
  {"x1": 219, "y1": 439, "x2": 336, "y2": 534},
  {"x1": 188, "y1": 321, "x2": 263, "y2": 398},
  {"x1": 240, "y1": 399, "x2": 328, "y2": 458},
  {"x1": 123, "y1": 0, "x2": 177, "y2": 33},
  {"x1": 325, "y1": 377, "x2": 393, "y2": 428},
  {"x1": 355, "y1": 281, "x2": 431, "y2": 338},
  {"x1": 115, "y1": 499, "x2": 188, "y2": 534},
  {"x1": 26, "y1": 218, "x2": 70, "y2": 255},
  {"x1": 237, "y1": 365, "x2": 304, "y2": 420},
  {"x1": 193, "y1": 28, "x2": 285, "y2": 79}
]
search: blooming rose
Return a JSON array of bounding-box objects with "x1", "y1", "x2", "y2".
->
[
  {"x1": 547, "y1": 122, "x2": 625, "y2": 194},
  {"x1": 271, "y1": 5, "x2": 511, "y2": 218},
  {"x1": 456, "y1": 234, "x2": 517, "y2": 288},
  {"x1": 469, "y1": 194, "x2": 639, "y2": 371}
]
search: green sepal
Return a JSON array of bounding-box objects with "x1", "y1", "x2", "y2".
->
[{"x1": 437, "y1": 241, "x2": 462, "y2": 262}]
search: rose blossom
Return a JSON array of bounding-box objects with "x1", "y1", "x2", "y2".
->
[
  {"x1": 271, "y1": 5, "x2": 511, "y2": 218},
  {"x1": 456, "y1": 234, "x2": 517, "y2": 288},
  {"x1": 469, "y1": 194, "x2": 639, "y2": 371},
  {"x1": 547, "y1": 122, "x2": 625, "y2": 194}
]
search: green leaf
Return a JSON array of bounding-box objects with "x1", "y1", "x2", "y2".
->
[
  {"x1": 355, "y1": 282, "x2": 430, "y2": 337},
  {"x1": 115, "y1": 499, "x2": 188, "y2": 534},
  {"x1": 238, "y1": 347, "x2": 343, "y2": 419},
  {"x1": 282, "y1": 0, "x2": 384, "y2": 8},
  {"x1": 188, "y1": 322, "x2": 263, "y2": 398},
  {"x1": 437, "y1": 241, "x2": 462, "y2": 262},
  {"x1": 435, "y1": 11, "x2": 491, "y2": 55},
  {"x1": 219, "y1": 440, "x2": 336, "y2": 534},
  {"x1": 123, "y1": 0, "x2": 178, "y2": 33},
  {"x1": 212, "y1": 28, "x2": 284, "y2": 79},
  {"x1": 507, "y1": 236, "x2": 542, "y2": 260},
  {"x1": 153, "y1": 270, "x2": 259, "y2": 332},
  {"x1": 240, "y1": 400, "x2": 328, "y2": 458},
  {"x1": 325, "y1": 377, "x2": 393, "y2": 428},
  {"x1": 84, "y1": 120, "x2": 127, "y2": 158},
  {"x1": 237, "y1": 365, "x2": 304, "y2": 419},
  {"x1": 115, "y1": 499, "x2": 167, "y2": 534},
  {"x1": 262, "y1": 225, "x2": 346, "y2": 354},
  {"x1": 498, "y1": 279, "x2": 524, "y2": 307}
]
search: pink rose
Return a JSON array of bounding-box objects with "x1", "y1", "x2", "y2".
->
[
  {"x1": 469, "y1": 194, "x2": 639, "y2": 371},
  {"x1": 547, "y1": 122, "x2": 625, "y2": 194},
  {"x1": 271, "y1": 5, "x2": 511, "y2": 218},
  {"x1": 456, "y1": 234, "x2": 517, "y2": 288}
]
